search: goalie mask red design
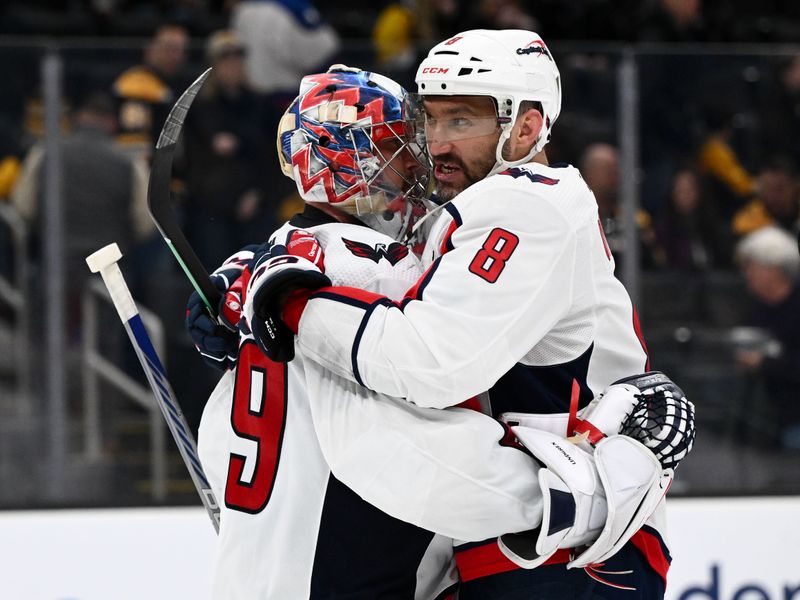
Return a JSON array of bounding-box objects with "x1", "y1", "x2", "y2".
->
[{"x1": 278, "y1": 66, "x2": 431, "y2": 242}]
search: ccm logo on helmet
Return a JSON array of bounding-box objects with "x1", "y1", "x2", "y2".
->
[
  {"x1": 516, "y1": 40, "x2": 552, "y2": 59},
  {"x1": 421, "y1": 67, "x2": 450, "y2": 74}
]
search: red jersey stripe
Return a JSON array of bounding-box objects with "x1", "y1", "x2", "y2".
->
[
  {"x1": 454, "y1": 530, "x2": 670, "y2": 586},
  {"x1": 630, "y1": 528, "x2": 670, "y2": 586},
  {"x1": 631, "y1": 307, "x2": 650, "y2": 371},
  {"x1": 455, "y1": 541, "x2": 571, "y2": 582},
  {"x1": 439, "y1": 219, "x2": 459, "y2": 256}
]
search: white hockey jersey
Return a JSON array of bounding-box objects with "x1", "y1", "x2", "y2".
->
[
  {"x1": 197, "y1": 207, "x2": 547, "y2": 600},
  {"x1": 292, "y1": 164, "x2": 671, "y2": 585}
]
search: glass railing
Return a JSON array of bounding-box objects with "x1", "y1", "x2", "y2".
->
[{"x1": 1, "y1": 39, "x2": 799, "y2": 507}]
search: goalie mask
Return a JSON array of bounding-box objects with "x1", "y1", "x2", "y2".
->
[{"x1": 278, "y1": 65, "x2": 432, "y2": 242}]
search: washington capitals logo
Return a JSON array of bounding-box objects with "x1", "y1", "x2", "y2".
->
[
  {"x1": 516, "y1": 39, "x2": 552, "y2": 59},
  {"x1": 500, "y1": 167, "x2": 559, "y2": 186},
  {"x1": 343, "y1": 238, "x2": 409, "y2": 265}
]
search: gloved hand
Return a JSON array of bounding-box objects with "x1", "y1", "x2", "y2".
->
[
  {"x1": 185, "y1": 248, "x2": 256, "y2": 371},
  {"x1": 242, "y1": 231, "x2": 331, "y2": 363},
  {"x1": 614, "y1": 371, "x2": 696, "y2": 470}
]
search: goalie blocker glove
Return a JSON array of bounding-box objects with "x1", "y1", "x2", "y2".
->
[
  {"x1": 243, "y1": 243, "x2": 331, "y2": 363},
  {"x1": 498, "y1": 428, "x2": 667, "y2": 572}
]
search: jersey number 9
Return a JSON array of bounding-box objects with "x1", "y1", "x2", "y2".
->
[{"x1": 225, "y1": 341, "x2": 288, "y2": 514}]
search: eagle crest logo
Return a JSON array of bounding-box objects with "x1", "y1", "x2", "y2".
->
[{"x1": 342, "y1": 238, "x2": 410, "y2": 265}]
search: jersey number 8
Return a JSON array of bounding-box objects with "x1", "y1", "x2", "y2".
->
[{"x1": 468, "y1": 228, "x2": 519, "y2": 284}]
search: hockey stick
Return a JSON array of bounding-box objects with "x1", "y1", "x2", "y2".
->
[
  {"x1": 148, "y1": 69, "x2": 285, "y2": 346},
  {"x1": 147, "y1": 68, "x2": 221, "y2": 314},
  {"x1": 86, "y1": 243, "x2": 221, "y2": 533}
]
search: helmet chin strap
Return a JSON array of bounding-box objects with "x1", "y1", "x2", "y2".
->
[{"x1": 487, "y1": 122, "x2": 544, "y2": 177}]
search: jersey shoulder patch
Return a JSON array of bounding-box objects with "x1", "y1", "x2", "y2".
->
[{"x1": 499, "y1": 167, "x2": 560, "y2": 186}]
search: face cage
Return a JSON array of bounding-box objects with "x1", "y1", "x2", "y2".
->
[{"x1": 343, "y1": 119, "x2": 432, "y2": 243}]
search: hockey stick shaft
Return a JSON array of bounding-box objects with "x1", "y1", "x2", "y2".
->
[
  {"x1": 147, "y1": 68, "x2": 221, "y2": 315},
  {"x1": 86, "y1": 243, "x2": 220, "y2": 533}
]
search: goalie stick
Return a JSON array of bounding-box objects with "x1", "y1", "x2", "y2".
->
[
  {"x1": 86, "y1": 243, "x2": 221, "y2": 533},
  {"x1": 147, "y1": 68, "x2": 221, "y2": 314}
]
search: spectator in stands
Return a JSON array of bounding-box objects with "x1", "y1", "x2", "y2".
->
[
  {"x1": 373, "y1": 0, "x2": 417, "y2": 73},
  {"x1": 637, "y1": 20, "x2": 708, "y2": 214},
  {"x1": 583, "y1": 143, "x2": 619, "y2": 222},
  {"x1": 10, "y1": 91, "x2": 152, "y2": 336},
  {"x1": 733, "y1": 159, "x2": 799, "y2": 238},
  {"x1": 182, "y1": 30, "x2": 283, "y2": 269},
  {"x1": 111, "y1": 22, "x2": 190, "y2": 158},
  {"x1": 656, "y1": 167, "x2": 732, "y2": 269},
  {"x1": 760, "y1": 56, "x2": 800, "y2": 169},
  {"x1": 0, "y1": 122, "x2": 23, "y2": 301},
  {"x1": 230, "y1": 0, "x2": 339, "y2": 109},
  {"x1": 580, "y1": 143, "x2": 664, "y2": 269},
  {"x1": 372, "y1": 0, "x2": 465, "y2": 85},
  {"x1": 0, "y1": 128, "x2": 21, "y2": 203},
  {"x1": 735, "y1": 226, "x2": 800, "y2": 450},
  {"x1": 697, "y1": 102, "x2": 756, "y2": 221}
]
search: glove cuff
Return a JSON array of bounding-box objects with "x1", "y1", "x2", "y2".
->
[{"x1": 282, "y1": 288, "x2": 316, "y2": 334}]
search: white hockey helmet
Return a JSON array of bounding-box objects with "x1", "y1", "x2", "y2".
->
[{"x1": 415, "y1": 29, "x2": 561, "y2": 175}]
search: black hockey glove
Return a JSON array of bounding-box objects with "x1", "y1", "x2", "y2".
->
[
  {"x1": 185, "y1": 247, "x2": 258, "y2": 371},
  {"x1": 242, "y1": 242, "x2": 331, "y2": 363},
  {"x1": 186, "y1": 272, "x2": 240, "y2": 371}
]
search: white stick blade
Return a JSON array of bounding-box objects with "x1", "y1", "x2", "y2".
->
[{"x1": 86, "y1": 243, "x2": 123, "y2": 273}]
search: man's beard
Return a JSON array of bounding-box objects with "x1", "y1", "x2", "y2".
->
[{"x1": 434, "y1": 152, "x2": 497, "y2": 201}]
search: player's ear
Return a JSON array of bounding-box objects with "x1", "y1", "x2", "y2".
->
[
  {"x1": 516, "y1": 108, "x2": 543, "y2": 149},
  {"x1": 506, "y1": 108, "x2": 543, "y2": 161}
]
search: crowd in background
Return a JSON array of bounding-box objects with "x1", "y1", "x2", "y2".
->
[
  {"x1": 0, "y1": 0, "x2": 799, "y2": 455},
  {"x1": 2, "y1": 0, "x2": 800, "y2": 43}
]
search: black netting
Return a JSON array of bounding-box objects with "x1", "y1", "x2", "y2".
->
[{"x1": 620, "y1": 387, "x2": 696, "y2": 470}]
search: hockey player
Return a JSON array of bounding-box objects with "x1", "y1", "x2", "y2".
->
[
  {"x1": 189, "y1": 65, "x2": 693, "y2": 599},
  {"x1": 191, "y1": 65, "x2": 567, "y2": 600},
  {"x1": 239, "y1": 31, "x2": 688, "y2": 597}
]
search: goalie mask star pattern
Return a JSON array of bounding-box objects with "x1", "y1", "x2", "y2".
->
[{"x1": 277, "y1": 65, "x2": 431, "y2": 242}]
